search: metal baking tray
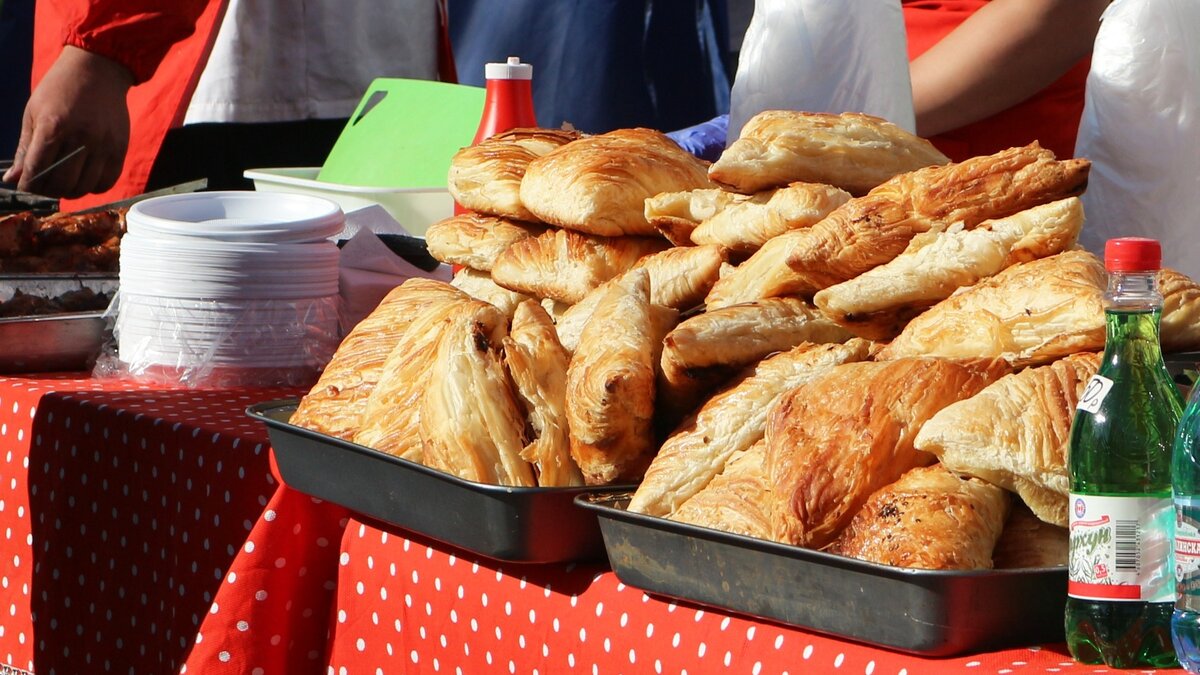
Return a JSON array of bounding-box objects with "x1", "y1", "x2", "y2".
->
[
  {"x1": 0, "y1": 275, "x2": 117, "y2": 373},
  {"x1": 577, "y1": 492, "x2": 1067, "y2": 657},
  {"x1": 248, "y1": 398, "x2": 629, "y2": 563}
]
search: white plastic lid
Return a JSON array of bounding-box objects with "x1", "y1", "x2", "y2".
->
[{"x1": 485, "y1": 56, "x2": 533, "y2": 81}]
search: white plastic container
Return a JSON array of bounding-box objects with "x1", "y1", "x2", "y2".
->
[{"x1": 244, "y1": 167, "x2": 452, "y2": 237}]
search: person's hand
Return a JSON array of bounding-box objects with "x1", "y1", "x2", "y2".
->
[
  {"x1": 3, "y1": 46, "x2": 134, "y2": 198},
  {"x1": 666, "y1": 114, "x2": 729, "y2": 162}
]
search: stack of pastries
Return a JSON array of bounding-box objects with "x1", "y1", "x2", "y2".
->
[{"x1": 293, "y1": 111, "x2": 1200, "y2": 570}]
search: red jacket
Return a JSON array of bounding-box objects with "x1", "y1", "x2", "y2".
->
[
  {"x1": 33, "y1": 0, "x2": 227, "y2": 210},
  {"x1": 903, "y1": 0, "x2": 1090, "y2": 161}
]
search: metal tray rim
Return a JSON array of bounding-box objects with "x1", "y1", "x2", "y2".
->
[
  {"x1": 248, "y1": 398, "x2": 632, "y2": 496},
  {"x1": 576, "y1": 491, "x2": 1067, "y2": 580},
  {"x1": 0, "y1": 310, "x2": 107, "y2": 325}
]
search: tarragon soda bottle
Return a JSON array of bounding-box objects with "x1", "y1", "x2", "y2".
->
[
  {"x1": 1066, "y1": 237, "x2": 1184, "y2": 668},
  {"x1": 1172, "y1": 379, "x2": 1200, "y2": 671}
]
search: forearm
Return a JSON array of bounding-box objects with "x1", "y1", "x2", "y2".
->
[{"x1": 910, "y1": 0, "x2": 1109, "y2": 137}]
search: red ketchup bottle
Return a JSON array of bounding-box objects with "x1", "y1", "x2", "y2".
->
[{"x1": 453, "y1": 56, "x2": 537, "y2": 218}]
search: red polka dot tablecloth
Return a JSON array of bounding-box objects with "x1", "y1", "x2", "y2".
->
[
  {"x1": 0, "y1": 374, "x2": 304, "y2": 675},
  {"x1": 322, "y1": 521, "x2": 1188, "y2": 675}
]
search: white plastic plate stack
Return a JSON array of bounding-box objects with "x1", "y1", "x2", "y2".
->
[{"x1": 117, "y1": 191, "x2": 344, "y2": 385}]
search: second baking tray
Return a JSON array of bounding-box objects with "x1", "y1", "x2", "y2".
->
[
  {"x1": 249, "y1": 399, "x2": 627, "y2": 563},
  {"x1": 578, "y1": 492, "x2": 1067, "y2": 657}
]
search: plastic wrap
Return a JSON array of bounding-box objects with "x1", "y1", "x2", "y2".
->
[
  {"x1": 94, "y1": 292, "x2": 340, "y2": 388},
  {"x1": 1074, "y1": 0, "x2": 1200, "y2": 278},
  {"x1": 728, "y1": 0, "x2": 915, "y2": 140}
]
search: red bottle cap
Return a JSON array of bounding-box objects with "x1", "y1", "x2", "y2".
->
[{"x1": 1104, "y1": 237, "x2": 1161, "y2": 272}]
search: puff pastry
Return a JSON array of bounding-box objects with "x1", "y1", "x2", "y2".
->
[
  {"x1": 566, "y1": 269, "x2": 658, "y2": 484},
  {"x1": 291, "y1": 279, "x2": 465, "y2": 440},
  {"x1": 668, "y1": 440, "x2": 774, "y2": 540},
  {"x1": 814, "y1": 197, "x2": 1084, "y2": 340},
  {"x1": 502, "y1": 301, "x2": 584, "y2": 487},
  {"x1": 491, "y1": 226, "x2": 670, "y2": 304},
  {"x1": 710, "y1": 110, "x2": 950, "y2": 195},
  {"x1": 830, "y1": 464, "x2": 1011, "y2": 570},
  {"x1": 450, "y1": 267, "x2": 531, "y2": 317},
  {"x1": 706, "y1": 144, "x2": 1091, "y2": 307},
  {"x1": 447, "y1": 127, "x2": 582, "y2": 220},
  {"x1": 992, "y1": 503, "x2": 1068, "y2": 569},
  {"x1": 914, "y1": 352, "x2": 1100, "y2": 527},
  {"x1": 765, "y1": 357, "x2": 1009, "y2": 548},
  {"x1": 1160, "y1": 268, "x2": 1200, "y2": 353},
  {"x1": 690, "y1": 182, "x2": 851, "y2": 255},
  {"x1": 426, "y1": 213, "x2": 545, "y2": 271},
  {"x1": 352, "y1": 290, "x2": 477, "y2": 460},
  {"x1": 520, "y1": 128, "x2": 714, "y2": 237},
  {"x1": 629, "y1": 339, "x2": 873, "y2": 517},
  {"x1": 419, "y1": 300, "x2": 535, "y2": 486},
  {"x1": 876, "y1": 250, "x2": 1107, "y2": 367},
  {"x1": 658, "y1": 297, "x2": 854, "y2": 418},
  {"x1": 644, "y1": 188, "x2": 748, "y2": 246},
  {"x1": 554, "y1": 244, "x2": 727, "y2": 354}
]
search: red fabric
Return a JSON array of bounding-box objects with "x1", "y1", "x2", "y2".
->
[
  {"x1": 902, "y1": 0, "x2": 1091, "y2": 161},
  {"x1": 32, "y1": 0, "x2": 228, "y2": 211}
]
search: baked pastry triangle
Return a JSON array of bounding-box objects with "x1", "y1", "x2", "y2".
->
[
  {"x1": 876, "y1": 250, "x2": 1106, "y2": 367},
  {"x1": 451, "y1": 267, "x2": 531, "y2": 317},
  {"x1": 668, "y1": 440, "x2": 773, "y2": 540},
  {"x1": 814, "y1": 197, "x2": 1084, "y2": 340},
  {"x1": 913, "y1": 351, "x2": 1100, "y2": 526},
  {"x1": 520, "y1": 128, "x2": 714, "y2": 237},
  {"x1": 426, "y1": 213, "x2": 545, "y2": 271},
  {"x1": 690, "y1": 182, "x2": 851, "y2": 255},
  {"x1": 448, "y1": 127, "x2": 581, "y2": 221},
  {"x1": 830, "y1": 464, "x2": 1011, "y2": 570},
  {"x1": 710, "y1": 110, "x2": 950, "y2": 195}
]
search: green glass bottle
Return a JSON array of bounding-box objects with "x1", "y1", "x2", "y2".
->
[{"x1": 1065, "y1": 237, "x2": 1184, "y2": 668}]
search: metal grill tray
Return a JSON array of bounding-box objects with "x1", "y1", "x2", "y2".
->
[
  {"x1": 249, "y1": 399, "x2": 629, "y2": 563},
  {"x1": 0, "y1": 274, "x2": 117, "y2": 373},
  {"x1": 577, "y1": 492, "x2": 1067, "y2": 657}
]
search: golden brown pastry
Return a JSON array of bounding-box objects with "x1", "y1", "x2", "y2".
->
[
  {"x1": 1160, "y1": 268, "x2": 1200, "y2": 353},
  {"x1": 813, "y1": 197, "x2": 1084, "y2": 341},
  {"x1": 706, "y1": 144, "x2": 1091, "y2": 307},
  {"x1": 425, "y1": 213, "x2": 545, "y2": 271},
  {"x1": 876, "y1": 250, "x2": 1107, "y2": 367},
  {"x1": 644, "y1": 188, "x2": 748, "y2": 246},
  {"x1": 710, "y1": 110, "x2": 950, "y2": 195},
  {"x1": 491, "y1": 226, "x2": 670, "y2": 304},
  {"x1": 629, "y1": 339, "x2": 873, "y2": 517},
  {"x1": 914, "y1": 352, "x2": 1100, "y2": 527},
  {"x1": 554, "y1": 244, "x2": 727, "y2": 354},
  {"x1": 419, "y1": 300, "x2": 535, "y2": 486},
  {"x1": 690, "y1": 182, "x2": 851, "y2": 255},
  {"x1": 291, "y1": 279, "x2": 465, "y2": 440},
  {"x1": 668, "y1": 440, "x2": 773, "y2": 540},
  {"x1": 352, "y1": 290, "x2": 478, "y2": 461},
  {"x1": 991, "y1": 503, "x2": 1068, "y2": 569},
  {"x1": 566, "y1": 269, "x2": 658, "y2": 484},
  {"x1": 502, "y1": 301, "x2": 584, "y2": 487},
  {"x1": 450, "y1": 267, "x2": 532, "y2": 317},
  {"x1": 447, "y1": 127, "x2": 582, "y2": 221},
  {"x1": 658, "y1": 297, "x2": 854, "y2": 417},
  {"x1": 520, "y1": 128, "x2": 714, "y2": 237},
  {"x1": 765, "y1": 357, "x2": 1009, "y2": 548},
  {"x1": 830, "y1": 464, "x2": 1011, "y2": 570}
]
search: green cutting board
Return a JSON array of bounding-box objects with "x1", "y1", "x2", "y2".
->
[{"x1": 317, "y1": 78, "x2": 485, "y2": 188}]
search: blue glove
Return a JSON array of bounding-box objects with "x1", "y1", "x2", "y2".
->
[{"x1": 666, "y1": 114, "x2": 729, "y2": 162}]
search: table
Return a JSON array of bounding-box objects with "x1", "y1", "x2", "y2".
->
[{"x1": 0, "y1": 373, "x2": 1187, "y2": 674}]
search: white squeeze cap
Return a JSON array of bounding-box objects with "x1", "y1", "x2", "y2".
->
[{"x1": 485, "y1": 56, "x2": 533, "y2": 81}]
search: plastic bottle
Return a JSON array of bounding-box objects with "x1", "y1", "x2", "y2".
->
[
  {"x1": 453, "y1": 56, "x2": 538, "y2": 218},
  {"x1": 1065, "y1": 237, "x2": 1184, "y2": 668},
  {"x1": 1173, "y1": 375, "x2": 1200, "y2": 671}
]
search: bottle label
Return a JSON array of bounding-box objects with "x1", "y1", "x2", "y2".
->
[
  {"x1": 1068, "y1": 494, "x2": 1173, "y2": 602},
  {"x1": 1177, "y1": 497, "x2": 1200, "y2": 610},
  {"x1": 1076, "y1": 374, "x2": 1115, "y2": 414}
]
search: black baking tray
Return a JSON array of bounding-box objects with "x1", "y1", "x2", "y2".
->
[
  {"x1": 578, "y1": 492, "x2": 1067, "y2": 657},
  {"x1": 248, "y1": 398, "x2": 628, "y2": 563}
]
